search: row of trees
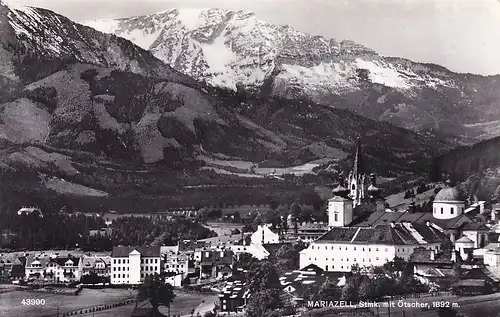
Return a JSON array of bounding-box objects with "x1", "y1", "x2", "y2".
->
[{"x1": 0, "y1": 211, "x2": 216, "y2": 251}]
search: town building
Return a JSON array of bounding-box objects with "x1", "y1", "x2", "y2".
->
[
  {"x1": 483, "y1": 237, "x2": 500, "y2": 268},
  {"x1": 163, "y1": 250, "x2": 189, "y2": 286},
  {"x1": 251, "y1": 224, "x2": 279, "y2": 245},
  {"x1": 409, "y1": 248, "x2": 458, "y2": 285},
  {"x1": 199, "y1": 249, "x2": 234, "y2": 280},
  {"x1": 81, "y1": 256, "x2": 111, "y2": 278},
  {"x1": 110, "y1": 246, "x2": 162, "y2": 285},
  {"x1": 219, "y1": 277, "x2": 250, "y2": 313},
  {"x1": 300, "y1": 222, "x2": 447, "y2": 272},
  {"x1": 25, "y1": 253, "x2": 81, "y2": 283}
]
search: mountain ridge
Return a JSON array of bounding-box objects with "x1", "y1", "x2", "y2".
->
[{"x1": 85, "y1": 8, "x2": 500, "y2": 143}]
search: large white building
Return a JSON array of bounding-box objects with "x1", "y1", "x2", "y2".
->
[
  {"x1": 300, "y1": 222, "x2": 446, "y2": 272},
  {"x1": 25, "y1": 253, "x2": 82, "y2": 283},
  {"x1": 483, "y1": 237, "x2": 500, "y2": 268},
  {"x1": 110, "y1": 246, "x2": 162, "y2": 285}
]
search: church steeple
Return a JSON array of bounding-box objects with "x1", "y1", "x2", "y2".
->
[
  {"x1": 348, "y1": 136, "x2": 368, "y2": 206},
  {"x1": 352, "y1": 137, "x2": 363, "y2": 179}
]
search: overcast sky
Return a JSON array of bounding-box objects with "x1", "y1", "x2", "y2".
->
[{"x1": 5, "y1": 0, "x2": 500, "y2": 75}]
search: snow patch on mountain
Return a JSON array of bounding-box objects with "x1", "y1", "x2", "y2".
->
[
  {"x1": 355, "y1": 58, "x2": 411, "y2": 89},
  {"x1": 175, "y1": 8, "x2": 204, "y2": 29}
]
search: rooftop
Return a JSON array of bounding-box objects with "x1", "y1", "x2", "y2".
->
[{"x1": 111, "y1": 246, "x2": 161, "y2": 258}]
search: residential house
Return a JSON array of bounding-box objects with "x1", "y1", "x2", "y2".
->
[
  {"x1": 163, "y1": 251, "x2": 189, "y2": 287},
  {"x1": 111, "y1": 246, "x2": 162, "y2": 285},
  {"x1": 483, "y1": 237, "x2": 500, "y2": 267},
  {"x1": 409, "y1": 248, "x2": 458, "y2": 285},
  {"x1": 230, "y1": 243, "x2": 270, "y2": 260},
  {"x1": 280, "y1": 264, "x2": 345, "y2": 306},
  {"x1": 295, "y1": 223, "x2": 329, "y2": 244},
  {"x1": 25, "y1": 254, "x2": 81, "y2": 283},
  {"x1": 0, "y1": 254, "x2": 26, "y2": 280},
  {"x1": 251, "y1": 224, "x2": 279, "y2": 245},
  {"x1": 81, "y1": 256, "x2": 111, "y2": 278},
  {"x1": 219, "y1": 277, "x2": 250, "y2": 312},
  {"x1": 200, "y1": 249, "x2": 234, "y2": 280}
]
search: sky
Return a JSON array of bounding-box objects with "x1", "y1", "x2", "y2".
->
[{"x1": 4, "y1": 0, "x2": 500, "y2": 75}]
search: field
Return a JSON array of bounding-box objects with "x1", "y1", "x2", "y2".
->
[
  {"x1": 0, "y1": 288, "x2": 135, "y2": 317},
  {"x1": 0, "y1": 288, "x2": 218, "y2": 317}
]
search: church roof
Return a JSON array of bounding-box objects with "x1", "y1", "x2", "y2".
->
[
  {"x1": 352, "y1": 137, "x2": 364, "y2": 177},
  {"x1": 435, "y1": 186, "x2": 465, "y2": 202},
  {"x1": 316, "y1": 223, "x2": 444, "y2": 246},
  {"x1": 350, "y1": 210, "x2": 474, "y2": 231}
]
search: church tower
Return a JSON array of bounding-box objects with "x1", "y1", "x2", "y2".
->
[
  {"x1": 348, "y1": 137, "x2": 368, "y2": 206},
  {"x1": 328, "y1": 178, "x2": 353, "y2": 228}
]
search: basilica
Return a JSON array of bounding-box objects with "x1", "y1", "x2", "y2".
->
[{"x1": 299, "y1": 138, "x2": 491, "y2": 273}]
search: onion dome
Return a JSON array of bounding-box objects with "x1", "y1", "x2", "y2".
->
[
  {"x1": 435, "y1": 179, "x2": 465, "y2": 202},
  {"x1": 332, "y1": 177, "x2": 350, "y2": 198}
]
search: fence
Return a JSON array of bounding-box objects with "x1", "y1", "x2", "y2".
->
[{"x1": 40, "y1": 298, "x2": 136, "y2": 317}]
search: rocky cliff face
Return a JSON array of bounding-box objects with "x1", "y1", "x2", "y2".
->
[{"x1": 86, "y1": 8, "x2": 500, "y2": 143}]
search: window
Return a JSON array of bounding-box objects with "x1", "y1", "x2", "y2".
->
[
  {"x1": 354, "y1": 247, "x2": 356, "y2": 251},
  {"x1": 113, "y1": 274, "x2": 115, "y2": 278},
  {"x1": 385, "y1": 248, "x2": 388, "y2": 252},
  {"x1": 312, "y1": 246, "x2": 314, "y2": 249},
  {"x1": 141, "y1": 259, "x2": 144, "y2": 264},
  {"x1": 376, "y1": 248, "x2": 379, "y2": 252},
  {"x1": 352, "y1": 184, "x2": 355, "y2": 190},
  {"x1": 113, "y1": 259, "x2": 116, "y2": 264},
  {"x1": 118, "y1": 259, "x2": 121, "y2": 264},
  {"x1": 325, "y1": 265, "x2": 329, "y2": 271},
  {"x1": 368, "y1": 248, "x2": 371, "y2": 252},
  {"x1": 334, "y1": 213, "x2": 338, "y2": 222},
  {"x1": 376, "y1": 257, "x2": 379, "y2": 261},
  {"x1": 441, "y1": 208, "x2": 444, "y2": 214},
  {"x1": 451, "y1": 207, "x2": 454, "y2": 214},
  {"x1": 325, "y1": 246, "x2": 327, "y2": 250}
]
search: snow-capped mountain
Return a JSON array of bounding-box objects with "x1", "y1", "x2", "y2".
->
[
  {"x1": 86, "y1": 8, "x2": 500, "y2": 142},
  {"x1": 85, "y1": 8, "x2": 452, "y2": 92},
  {"x1": 0, "y1": 1, "x2": 197, "y2": 85}
]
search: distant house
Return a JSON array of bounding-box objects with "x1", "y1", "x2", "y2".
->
[
  {"x1": 452, "y1": 279, "x2": 491, "y2": 296},
  {"x1": 230, "y1": 243, "x2": 270, "y2": 260},
  {"x1": 163, "y1": 251, "x2": 189, "y2": 286},
  {"x1": 81, "y1": 256, "x2": 111, "y2": 278},
  {"x1": 89, "y1": 228, "x2": 112, "y2": 237},
  {"x1": 251, "y1": 225, "x2": 279, "y2": 245},
  {"x1": 409, "y1": 248, "x2": 459, "y2": 285},
  {"x1": 294, "y1": 222, "x2": 329, "y2": 244},
  {"x1": 219, "y1": 278, "x2": 250, "y2": 312},
  {"x1": 17, "y1": 207, "x2": 43, "y2": 217},
  {"x1": 111, "y1": 246, "x2": 162, "y2": 285},
  {"x1": 483, "y1": 237, "x2": 500, "y2": 267},
  {"x1": 0, "y1": 255, "x2": 26, "y2": 280},
  {"x1": 200, "y1": 250, "x2": 234, "y2": 280},
  {"x1": 280, "y1": 265, "x2": 345, "y2": 306},
  {"x1": 25, "y1": 254, "x2": 81, "y2": 283}
]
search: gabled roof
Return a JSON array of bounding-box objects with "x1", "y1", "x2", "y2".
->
[
  {"x1": 462, "y1": 222, "x2": 490, "y2": 231},
  {"x1": 317, "y1": 227, "x2": 358, "y2": 242},
  {"x1": 410, "y1": 249, "x2": 455, "y2": 265},
  {"x1": 111, "y1": 246, "x2": 161, "y2": 258}
]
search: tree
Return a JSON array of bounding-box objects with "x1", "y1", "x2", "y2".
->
[
  {"x1": 358, "y1": 278, "x2": 377, "y2": 300},
  {"x1": 341, "y1": 279, "x2": 358, "y2": 302},
  {"x1": 245, "y1": 289, "x2": 283, "y2": 317},
  {"x1": 247, "y1": 261, "x2": 280, "y2": 292},
  {"x1": 316, "y1": 278, "x2": 341, "y2": 301},
  {"x1": 137, "y1": 274, "x2": 176, "y2": 317},
  {"x1": 273, "y1": 244, "x2": 300, "y2": 273},
  {"x1": 234, "y1": 253, "x2": 260, "y2": 272}
]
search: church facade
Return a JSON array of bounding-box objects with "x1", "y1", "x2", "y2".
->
[{"x1": 299, "y1": 138, "x2": 490, "y2": 273}]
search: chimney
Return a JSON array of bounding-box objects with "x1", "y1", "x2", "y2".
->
[
  {"x1": 426, "y1": 221, "x2": 431, "y2": 227},
  {"x1": 390, "y1": 221, "x2": 395, "y2": 228},
  {"x1": 430, "y1": 249, "x2": 435, "y2": 261},
  {"x1": 451, "y1": 250, "x2": 457, "y2": 262}
]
